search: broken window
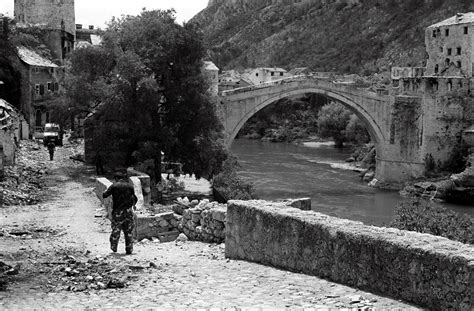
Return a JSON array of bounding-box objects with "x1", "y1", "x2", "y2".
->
[
  {"x1": 280, "y1": 72, "x2": 283, "y2": 76},
  {"x1": 432, "y1": 30, "x2": 436, "y2": 38},
  {"x1": 457, "y1": 60, "x2": 462, "y2": 68},
  {"x1": 445, "y1": 58, "x2": 450, "y2": 66},
  {"x1": 47, "y1": 82, "x2": 52, "y2": 91},
  {"x1": 434, "y1": 64, "x2": 439, "y2": 74},
  {"x1": 447, "y1": 48, "x2": 452, "y2": 55},
  {"x1": 445, "y1": 28, "x2": 449, "y2": 36},
  {"x1": 255, "y1": 73, "x2": 258, "y2": 77},
  {"x1": 464, "y1": 27, "x2": 468, "y2": 34},
  {"x1": 271, "y1": 72, "x2": 275, "y2": 76},
  {"x1": 456, "y1": 47, "x2": 461, "y2": 55}
]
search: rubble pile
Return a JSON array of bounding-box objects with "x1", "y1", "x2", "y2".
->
[
  {"x1": 38, "y1": 254, "x2": 151, "y2": 292},
  {"x1": 1, "y1": 141, "x2": 49, "y2": 206},
  {"x1": 176, "y1": 198, "x2": 227, "y2": 243}
]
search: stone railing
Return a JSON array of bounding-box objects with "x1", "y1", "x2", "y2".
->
[
  {"x1": 135, "y1": 211, "x2": 180, "y2": 242},
  {"x1": 225, "y1": 200, "x2": 473, "y2": 310}
]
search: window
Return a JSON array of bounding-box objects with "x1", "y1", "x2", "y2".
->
[
  {"x1": 439, "y1": 47, "x2": 443, "y2": 53},
  {"x1": 457, "y1": 60, "x2": 461, "y2": 68},
  {"x1": 432, "y1": 30, "x2": 437, "y2": 38},
  {"x1": 464, "y1": 27, "x2": 468, "y2": 34},
  {"x1": 456, "y1": 47, "x2": 461, "y2": 55},
  {"x1": 271, "y1": 72, "x2": 275, "y2": 76},
  {"x1": 255, "y1": 73, "x2": 258, "y2": 77},
  {"x1": 280, "y1": 72, "x2": 284, "y2": 76},
  {"x1": 39, "y1": 84, "x2": 45, "y2": 95},
  {"x1": 54, "y1": 83, "x2": 59, "y2": 92},
  {"x1": 445, "y1": 58, "x2": 450, "y2": 66},
  {"x1": 47, "y1": 82, "x2": 52, "y2": 91},
  {"x1": 445, "y1": 28, "x2": 449, "y2": 36},
  {"x1": 447, "y1": 48, "x2": 452, "y2": 55},
  {"x1": 447, "y1": 80, "x2": 452, "y2": 91},
  {"x1": 434, "y1": 64, "x2": 439, "y2": 74},
  {"x1": 35, "y1": 84, "x2": 40, "y2": 95}
]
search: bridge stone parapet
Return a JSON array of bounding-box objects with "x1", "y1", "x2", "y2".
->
[{"x1": 225, "y1": 200, "x2": 474, "y2": 310}]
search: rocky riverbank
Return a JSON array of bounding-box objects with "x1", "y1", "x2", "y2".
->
[{"x1": 400, "y1": 155, "x2": 474, "y2": 205}]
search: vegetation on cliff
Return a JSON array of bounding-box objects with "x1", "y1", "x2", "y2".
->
[{"x1": 192, "y1": 0, "x2": 474, "y2": 74}]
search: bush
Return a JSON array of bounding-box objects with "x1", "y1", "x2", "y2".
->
[
  {"x1": 390, "y1": 199, "x2": 473, "y2": 244},
  {"x1": 212, "y1": 157, "x2": 257, "y2": 201}
]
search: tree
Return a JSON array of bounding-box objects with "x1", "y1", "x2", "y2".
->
[
  {"x1": 68, "y1": 9, "x2": 227, "y2": 181},
  {"x1": 317, "y1": 102, "x2": 352, "y2": 147},
  {"x1": 345, "y1": 114, "x2": 370, "y2": 145}
]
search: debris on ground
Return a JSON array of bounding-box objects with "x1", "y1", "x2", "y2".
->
[{"x1": 1, "y1": 141, "x2": 49, "y2": 206}]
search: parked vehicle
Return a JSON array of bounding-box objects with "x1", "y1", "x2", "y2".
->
[{"x1": 43, "y1": 123, "x2": 63, "y2": 146}]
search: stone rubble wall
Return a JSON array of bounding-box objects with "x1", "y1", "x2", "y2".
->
[
  {"x1": 176, "y1": 198, "x2": 227, "y2": 244},
  {"x1": 134, "y1": 212, "x2": 180, "y2": 242},
  {"x1": 225, "y1": 200, "x2": 474, "y2": 311}
]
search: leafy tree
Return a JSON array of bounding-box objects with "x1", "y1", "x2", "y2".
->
[
  {"x1": 345, "y1": 114, "x2": 370, "y2": 145},
  {"x1": 212, "y1": 157, "x2": 257, "y2": 201},
  {"x1": 317, "y1": 102, "x2": 351, "y2": 147},
  {"x1": 68, "y1": 9, "x2": 227, "y2": 180}
]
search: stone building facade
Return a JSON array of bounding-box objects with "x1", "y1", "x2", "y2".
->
[
  {"x1": 16, "y1": 47, "x2": 64, "y2": 133},
  {"x1": 14, "y1": 0, "x2": 75, "y2": 64},
  {"x1": 425, "y1": 12, "x2": 474, "y2": 78},
  {"x1": 391, "y1": 12, "x2": 474, "y2": 172}
]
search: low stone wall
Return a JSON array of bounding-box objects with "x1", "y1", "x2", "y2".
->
[
  {"x1": 177, "y1": 199, "x2": 227, "y2": 243},
  {"x1": 225, "y1": 200, "x2": 473, "y2": 311},
  {"x1": 135, "y1": 211, "x2": 180, "y2": 242},
  {"x1": 95, "y1": 178, "x2": 113, "y2": 219}
]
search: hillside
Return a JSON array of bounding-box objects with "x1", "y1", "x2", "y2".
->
[{"x1": 192, "y1": 0, "x2": 474, "y2": 73}]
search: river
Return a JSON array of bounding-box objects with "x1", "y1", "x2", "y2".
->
[{"x1": 231, "y1": 139, "x2": 473, "y2": 227}]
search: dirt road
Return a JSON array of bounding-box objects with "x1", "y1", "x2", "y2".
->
[{"x1": 0, "y1": 140, "x2": 420, "y2": 309}]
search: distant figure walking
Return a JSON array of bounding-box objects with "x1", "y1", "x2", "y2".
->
[
  {"x1": 47, "y1": 141, "x2": 55, "y2": 161},
  {"x1": 95, "y1": 152, "x2": 105, "y2": 175},
  {"x1": 103, "y1": 171, "x2": 137, "y2": 254}
]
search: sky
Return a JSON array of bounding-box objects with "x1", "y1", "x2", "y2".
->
[{"x1": 0, "y1": 0, "x2": 208, "y2": 27}]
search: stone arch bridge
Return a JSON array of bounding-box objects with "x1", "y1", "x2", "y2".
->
[{"x1": 218, "y1": 76, "x2": 428, "y2": 183}]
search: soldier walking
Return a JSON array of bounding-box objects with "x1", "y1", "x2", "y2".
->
[
  {"x1": 47, "y1": 141, "x2": 55, "y2": 161},
  {"x1": 103, "y1": 171, "x2": 138, "y2": 254}
]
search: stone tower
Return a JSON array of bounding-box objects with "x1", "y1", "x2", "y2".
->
[
  {"x1": 14, "y1": 0, "x2": 75, "y2": 64},
  {"x1": 14, "y1": 0, "x2": 75, "y2": 36}
]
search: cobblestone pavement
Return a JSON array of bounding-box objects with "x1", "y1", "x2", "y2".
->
[{"x1": 0, "y1": 141, "x2": 421, "y2": 309}]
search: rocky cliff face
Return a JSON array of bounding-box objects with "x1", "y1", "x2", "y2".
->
[{"x1": 192, "y1": 0, "x2": 474, "y2": 73}]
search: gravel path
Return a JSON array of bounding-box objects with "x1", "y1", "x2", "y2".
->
[{"x1": 0, "y1": 140, "x2": 420, "y2": 309}]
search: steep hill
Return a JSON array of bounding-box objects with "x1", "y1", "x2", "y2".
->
[{"x1": 192, "y1": 0, "x2": 474, "y2": 73}]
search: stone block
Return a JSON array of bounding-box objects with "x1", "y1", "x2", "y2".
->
[
  {"x1": 95, "y1": 178, "x2": 113, "y2": 219},
  {"x1": 191, "y1": 213, "x2": 201, "y2": 223},
  {"x1": 211, "y1": 206, "x2": 227, "y2": 222},
  {"x1": 283, "y1": 198, "x2": 311, "y2": 211},
  {"x1": 158, "y1": 219, "x2": 170, "y2": 228},
  {"x1": 157, "y1": 211, "x2": 175, "y2": 221}
]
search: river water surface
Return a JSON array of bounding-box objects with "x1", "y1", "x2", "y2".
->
[{"x1": 231, "y1": 139, "x2": 473, "y2": 226}]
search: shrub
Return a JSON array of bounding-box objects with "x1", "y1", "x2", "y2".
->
[
  {"x1": 390, "y1": 199, "x2": 473, "y2": 244},
  {"x1": 212, "y1": 157, "x2": 257, "y2": 201}
]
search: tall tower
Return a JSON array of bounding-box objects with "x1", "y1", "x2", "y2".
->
[
  {"x1": 14, "y1": 0, "x2": 75, "y2": 63},
  {"x1": 14, "y1": 0, "x2": 75, "y2": 36}
]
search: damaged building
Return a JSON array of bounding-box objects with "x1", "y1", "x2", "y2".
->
[{"x1": 0, "y1": 99, "x2": 28, "y2": 168}]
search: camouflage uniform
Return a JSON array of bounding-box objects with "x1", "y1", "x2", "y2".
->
[{"x1": 103, "y1": 180, "x2": 137, "y2": 254}]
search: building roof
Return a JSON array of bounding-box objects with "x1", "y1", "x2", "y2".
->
[
  {"x1": 261, "y1": 67, "x2": 287, "y2": 72},
  {"x1": 428, "y1": 12, "x2": 474, "y2": 28},
  {"x1": 17, "y1": 46, "x2": 58, "y2": 68},
  {"x1": 204, "y1": 61, "x2": 219, "y2": 71}
]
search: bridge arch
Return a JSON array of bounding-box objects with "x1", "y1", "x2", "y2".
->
[{"x1": 226, "y1": 87, "x2": 386, "y2": 158}]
